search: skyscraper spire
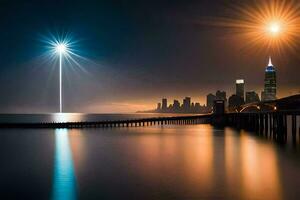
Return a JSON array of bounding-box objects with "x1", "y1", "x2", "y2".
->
[
  {"x1": 262, "y1": 56, "x2": 277, "y2": 101},
  {"x1": 268, "y1": 56, "x2": 273, "y2": 66}
]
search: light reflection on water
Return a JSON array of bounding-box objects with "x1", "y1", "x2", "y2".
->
[
  {"x1": 2, "y1": 123, "x2": 297, "y2": 199},
  {"x1": 83, "y1": 125, "x2": 288, "y2": 199},
  {"x1": 52, "y1": 129, "x2": 76, "y2": 200}
]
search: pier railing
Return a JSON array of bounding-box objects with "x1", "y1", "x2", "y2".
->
[{"x1": 0, "y1": 114, "x2": 211, "y2": 129}]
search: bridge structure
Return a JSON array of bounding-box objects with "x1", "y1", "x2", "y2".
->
[
  {"x1": 238, "y1": 94, "x2": 300, "y2": 113},
  {"x1": 223, "y1": 110, "x2": 300, "y2": 143},
  {"x1": 215, "y1": 94, "x2": 300, "y2": 143}
]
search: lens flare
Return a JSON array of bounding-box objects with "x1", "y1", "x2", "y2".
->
[
  {"x1": 206, "y1": 0, "x2": 300, "y2": 55},
  {"x1": 38, "y1": 32, "x2": 101, "y2": 113},
  {"x1": 40, "y1": 32, "x2": 80, "y2": 113}
]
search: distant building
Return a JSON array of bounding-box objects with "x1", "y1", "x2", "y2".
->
[
  {"x1": 246, "y1": 91, "x2": 260, "y2": 104},
  {"x1": 194, "y1": 103, "x2": 201, "y2": 112},
  {"x1": 236, "y1": 79, "x2": 245, "y2": 100},
  {"x1": 216, "y1": 90, "x2": 227, "y2": 106},
  {"x1": 216, "y1": 90, "x2": 226, "y2": 101},
  {"x1": 183, "y1": 97, "x2": 191, "y2": 112},
  {"x1": 157, "y1": 103, "x2": 161, "y2": 111},
  {"x1": 162, "y1": 98, "x2": 168, "y2": 112},
  {"x1": 153, "y1": 97, "x2": 209, "y2": 114},
  {"x1": 207, "y1": 93, "x2": 216, "y2": 109},
  {"x1": 213, "y1": 100, "x2": 225, "y2": 115},
  {"x1": 262, "y1": 57, "x2": 277, "y2": 101},
  {"x1": 228, "y1": 94, "x2": 244, "y2": 108},
  {"x1": 173, "y1": 100, "x2": 180, "y2": 112}
]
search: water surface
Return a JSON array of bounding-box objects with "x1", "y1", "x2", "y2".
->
[{"x1": 1, "y1": 122, "x2": 300, "y2": 199}]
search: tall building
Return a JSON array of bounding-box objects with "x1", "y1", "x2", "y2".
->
[
  {"x1": 207, "y1": 93, "x2": 216, "y2": 108},
  {"x1": 246, "y1": 91, "x2": 260, "y2": 104},
  {"x1": 162, "y1": 98, "x2": 168, "y2": 112},
  {"x1": 262, "y1": 57, "x2": 277, "y2": 101},
  {"x1": 236, "y1": 79, "x2": 245, "y2": 100}
]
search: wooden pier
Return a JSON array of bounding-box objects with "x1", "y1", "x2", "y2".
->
[
  {"x1": 0, "y1": 114, "x2": 211, "y2": 129},
  {"x1": 1, "y1": 110, "x2": 299, "y2": 144}
]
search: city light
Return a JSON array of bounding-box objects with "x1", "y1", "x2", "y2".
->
[{"x1": 236, "y1": 79, "x2": 244, "y2": 84}]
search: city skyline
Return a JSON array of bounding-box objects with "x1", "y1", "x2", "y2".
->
[
  {"x1": 149, "y1": 56, "x2": 281, "y2": 113},
  {"x1": 0, "y1": 1, "x2": 299, "y2": 113}
]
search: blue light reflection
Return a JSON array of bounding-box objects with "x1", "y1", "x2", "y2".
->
[{"x1": 52, "y1": 129, "x2": 77, "y2": 200}]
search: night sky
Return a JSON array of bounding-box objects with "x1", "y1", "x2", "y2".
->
[{"x1": 0, "y1": 0, "x2": 299, "y2": 113}]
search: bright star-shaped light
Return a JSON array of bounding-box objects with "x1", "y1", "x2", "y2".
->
[
  {"x1": 210, "y1": 0, "x2": 300, "y2": 55},
  {"x1": 56, "y1": 43, "x2": 67, "y2": 54}
]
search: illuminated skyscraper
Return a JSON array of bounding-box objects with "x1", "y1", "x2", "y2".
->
[
  {"x1": 262, "y1": 57, "x2": 277, "y2": 101},
  {"x1": 236, "y1": 79, "x2": 245, "y2": 100}
]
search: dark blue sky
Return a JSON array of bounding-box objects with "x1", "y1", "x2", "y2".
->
[{"x1": 0, "y1": 0, "x2": 299, "y2": 113}]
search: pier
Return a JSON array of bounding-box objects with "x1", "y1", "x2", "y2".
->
[
  {"x1": 224, "y1": 110, "x2": 300, "y2": 143},
  {"x1": 0, "y1": 114, "x2": 211, "y2": 129}
]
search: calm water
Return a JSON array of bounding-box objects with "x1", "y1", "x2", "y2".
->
[{"x1": 1, "y1": 114, "x2": 300, "y2": 200}]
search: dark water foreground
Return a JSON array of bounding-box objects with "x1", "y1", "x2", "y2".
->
[{"x1": 1, "y1": 124, "x2": 300, "y2": 200}]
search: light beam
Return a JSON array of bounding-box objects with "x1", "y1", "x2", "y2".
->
[
  {"x1": 55, "y1": 43, "x2": 68, "y2": 113},
  {"x1": 41, "y1": 32, "x2": 89, "y2": 113},
  {"x1": 59, "y1": 50, "x2": 62, "y2": 113}
]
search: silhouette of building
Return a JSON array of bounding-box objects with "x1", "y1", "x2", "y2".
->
[
  {"x1": 157, "y1": 103, "x2": 161, "y2": 111},
  {"x1": 173, "y1": 100, "x2": 180, "y2": 112},
  {"x1": 194, "y1": 103, "x2": 201, "y2": 112},
  {"x1": 162, "y1": 98, "x2": 168, "y2": 112},
  {"x1": 228, "y1": 94, "x2": 244, "y2": 109},
  {"x1": 246, "y1": 91, "x2": 260, "y2": 104},
  {"x1": 216, "y1": 90, "x2": 227, "y2": 106},
  {"x1": 261, "y1": 57, "x2": 277, "y2": 101},
  {"x1": 153, "y1": 97, "x2": 210, "y2": 114},
  {"x1": 213, "y1": 100, "x2": 225, "y2": 115},
  {"x1": 216, "y1": 90, "x2": 226, "y2": 101},
  {"x1": 207, "y1": 93, "x2": 216, "y2": 109},
  {"x1": 183, "y1": 97, "x2": 191, "y2": 112},
  {"x1": 236, "y1": 79, "x2": 245, "y2": 100}
]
